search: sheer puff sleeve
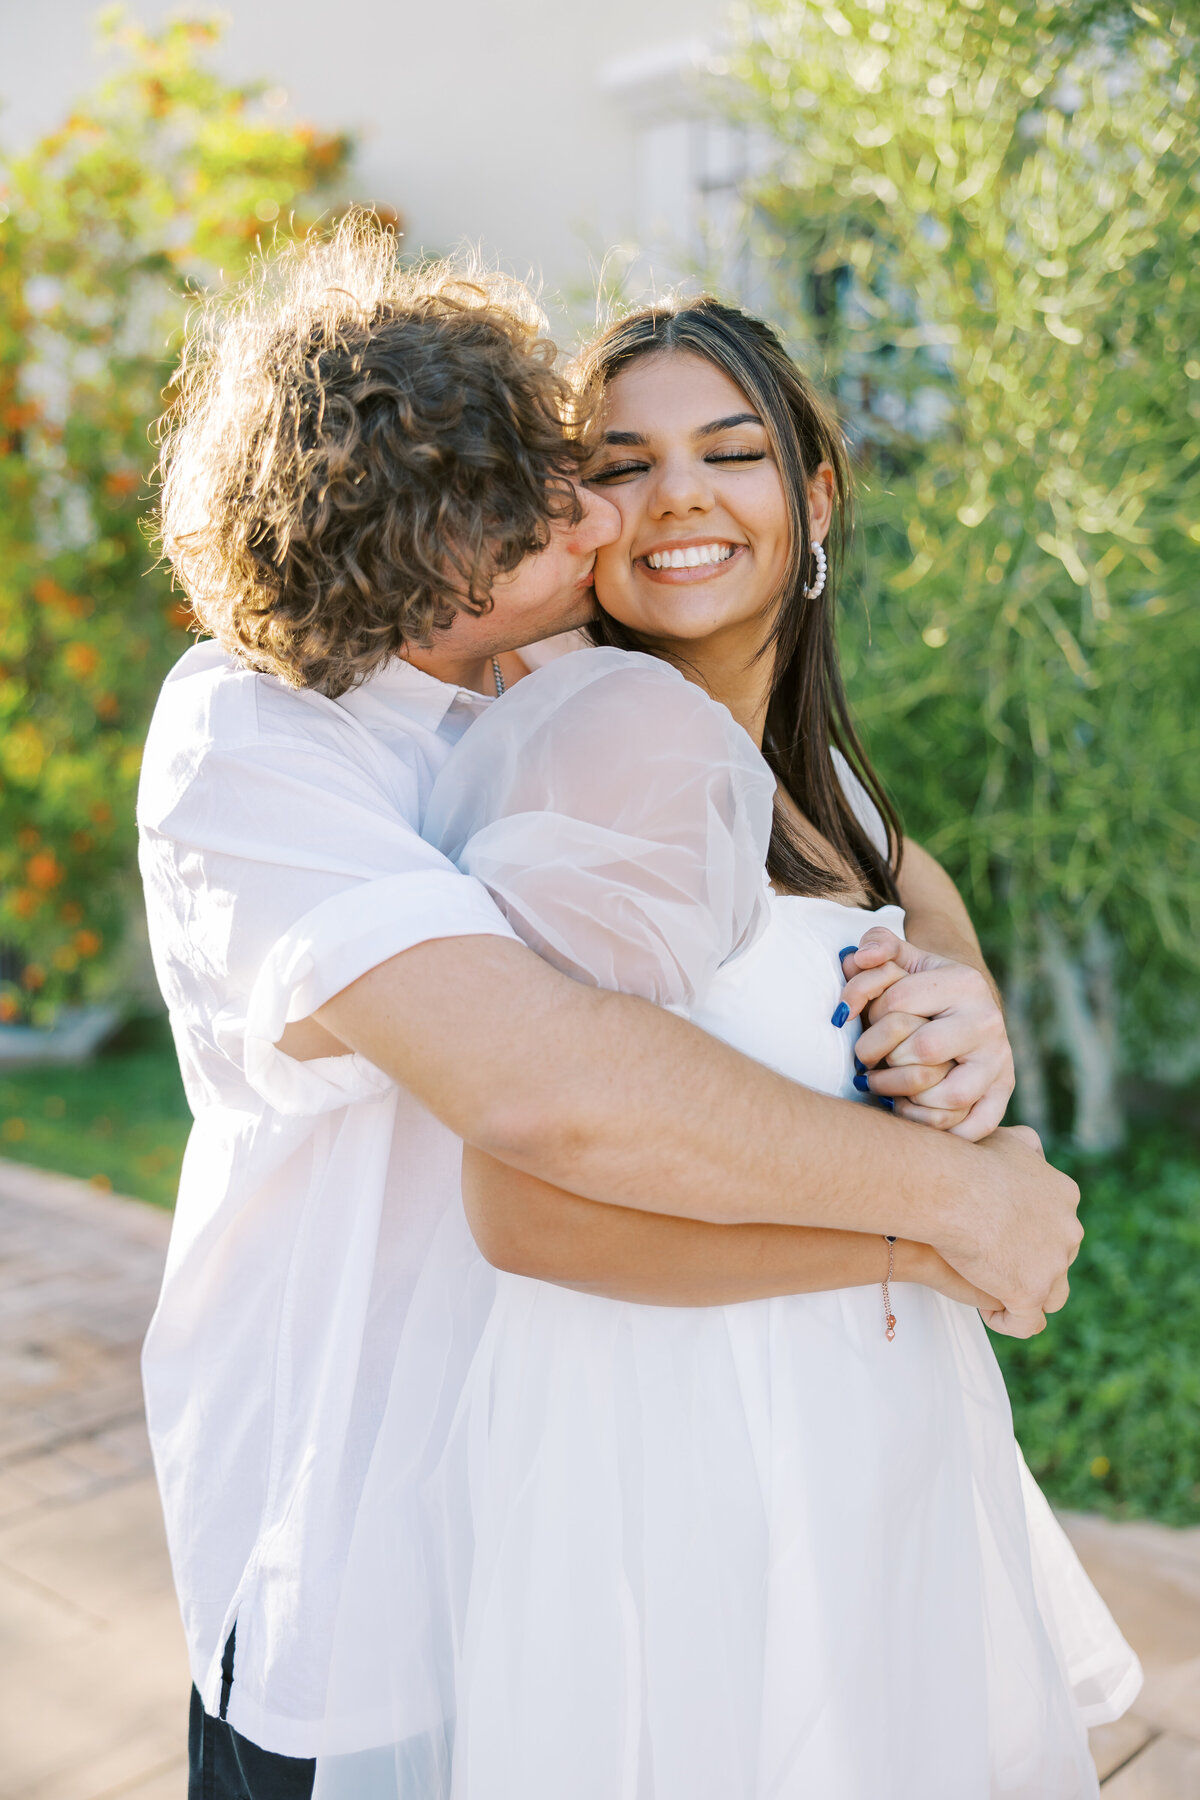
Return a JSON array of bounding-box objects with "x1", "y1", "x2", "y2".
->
[{"x1": 424, "y1": 649, "x2": 776, "y2": 1010}]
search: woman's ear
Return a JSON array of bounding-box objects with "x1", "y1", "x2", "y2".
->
[{"x1": 807, "y1": 463, "x2": 836, "y2": 544}]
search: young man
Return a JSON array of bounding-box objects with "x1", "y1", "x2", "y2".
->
[{"x1": 141, "y1": 216, "x2": 1080, "y2": 1798}]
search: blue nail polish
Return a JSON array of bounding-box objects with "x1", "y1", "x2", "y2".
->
[
  {"x1": 879, "y1": 1097, "x2": 895, "y2": 1112},
  {"x1": 831, "y1": 1002, "x2": 850, "y2": 1028},
  {"x1": 839, "y1": 944, "x2": 859, "y2": 962},
  {"x1": 853, "y1": 1072, "x2": 871, "y2": 1093},
  {"x1": 854, "y1": 1056, "x2": 865, "y2": 1073}
]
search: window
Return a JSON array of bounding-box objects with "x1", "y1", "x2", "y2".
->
[{"x1": 599, "y1": 41, "x2": 770, "y2": 304}]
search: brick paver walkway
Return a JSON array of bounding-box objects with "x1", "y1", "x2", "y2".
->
[
  {"x1": 0, "y1": 1159, "x2": 187, "y2": 1799},
  {"x1": 1, "y1": 1155, "x2": 1198, "y2": 1798}
]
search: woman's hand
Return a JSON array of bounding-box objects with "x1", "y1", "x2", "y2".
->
[{"x1": 837, "y1": 928, "x2": 1016, "y2": 1141}]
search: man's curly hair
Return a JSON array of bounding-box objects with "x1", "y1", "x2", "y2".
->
[{"x1": 154, "y1": 211, "x2": 585, "y2": 695}]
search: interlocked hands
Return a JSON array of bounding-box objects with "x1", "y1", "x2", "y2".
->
[{"x1": 837, "y1": 927, "x2": 1016, "y2": 1142}]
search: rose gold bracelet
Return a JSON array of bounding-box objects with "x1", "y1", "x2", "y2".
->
[{"x1": 882, "y1": 1235, "x2": 897, "y2": 1342}]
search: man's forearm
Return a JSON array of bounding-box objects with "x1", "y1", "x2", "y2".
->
[{"x1": 316, "y1": 934, "x2": 981, "y2": 1244}]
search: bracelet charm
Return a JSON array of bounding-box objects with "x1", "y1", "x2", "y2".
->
[{"x1": 882, "y1": 1235, "x2": 897, "y2": 1342}]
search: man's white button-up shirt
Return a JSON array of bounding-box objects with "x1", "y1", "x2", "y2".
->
[{"x1": 137, "y1": 642, "x2": 518, "y2": 1756}]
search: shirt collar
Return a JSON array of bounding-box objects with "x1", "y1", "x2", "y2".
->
[{"x1": 338, "y1": 655, "x2": 494, "y2": 738}]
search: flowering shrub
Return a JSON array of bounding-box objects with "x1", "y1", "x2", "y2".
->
[{"x1": 0, "y1": 16, "x2": 353, "y2": 1020}]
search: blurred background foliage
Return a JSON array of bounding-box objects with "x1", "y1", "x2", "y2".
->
[
  {"x1": 732, "y1": 0, "x2": 1200, "y2": 1151},
  {"x1": 0, "y1": 13, "x2": 350, "y2": 1023},
  {"x1": 0, "y1": 1013, "x2": 190, "y2": 1206}
]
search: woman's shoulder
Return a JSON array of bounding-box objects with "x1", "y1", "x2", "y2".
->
[
  {"x1": 498, "y1": 646, "x2": 759, "y2": 765},
  {"x1": 505, "y1": 645, "x2": 692, "y2": 717},
  {"x1": 426, "y1": 645, "x2": 775, "y2": 864},
  {"x1": 427, "y1": 646, "x2": 775, "y2": 1003}
]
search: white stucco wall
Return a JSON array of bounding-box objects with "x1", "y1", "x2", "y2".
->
[{"x1": 1, "y1": 0, "x2": 739, "y2": 319}]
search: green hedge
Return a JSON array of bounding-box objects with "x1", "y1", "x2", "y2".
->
[{"x1": 0, "y1": 1016, "x2": 190, "y2": 1208}]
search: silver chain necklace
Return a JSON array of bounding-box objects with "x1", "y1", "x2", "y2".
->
[{"x1": 491, "y1": 656, "x2": 506, "y2": 696}]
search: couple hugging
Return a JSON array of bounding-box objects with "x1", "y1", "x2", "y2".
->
[{"x1": 140, "y1": 214, "x2": 1139, "y2": 1800}]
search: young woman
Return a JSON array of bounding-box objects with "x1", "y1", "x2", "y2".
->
[{"x1": 316, "y1": 302, "x2": 1140, "y2": 1798}]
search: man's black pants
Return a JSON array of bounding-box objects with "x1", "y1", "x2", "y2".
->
[
  {"x1": 188, "y1": 1629, "x2": 314, "y2": 1800},
  {"x1": 188, "y1": 1688, "x2": 315, "y2": 1800}
]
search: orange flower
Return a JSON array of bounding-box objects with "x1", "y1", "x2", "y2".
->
[
  {"x1": 64, "y1": 642, "x2": 100, "y2": 680},
  {"x1": 21, "y1": 963, "x2": 46, "y2": 991},
  {"x1": 33, "y1": 577, "x2": 89, "y2": 618},
  {"x1": 60, "y1": 902, "x2": 83, "y2": 925},
  {"x1": 164, "y1": 600, "x2": 194, "y2": 631},
  {"x1": 0, "y1": 994, "x2": 20, "y2": 1023},
  {"x1": 74, "y1": 929, "x2": 102, "y2": 958},
  {"x1": 12, "y1": 889, "x2": 40, "y2": 919},
  {"x1": 16, "y1": 826, "x2": 39, "y2": 851},
  {"x1": 104, "y1": 468, "x2": 141, "y2": 498},
  {"x1": 90, "y1": 802, "x2": 114, "y2": 826},
  {"x1": 95, "y1": 693, "x2": 120, "y2": 721},
  {"x1": 2, "y1": 402, "x2": 38, "y2": 431},
  {"x1": 27, "y1": 851, "x2": 64, "y2": 890}
]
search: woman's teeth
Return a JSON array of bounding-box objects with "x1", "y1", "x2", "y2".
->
[{"x1": 645, "y1": 543, "x2": 736, "y2": 570}]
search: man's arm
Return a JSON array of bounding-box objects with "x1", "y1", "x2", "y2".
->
[{"x1": 308, "y1": 933, "x2": 1079, "y2": 1326}]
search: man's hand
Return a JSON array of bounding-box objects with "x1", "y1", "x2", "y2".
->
[
  {"x1": 838, "y1": 927, "x2": 1015, "y2": 1141},
  {"x1": 895, "y1": 1239, "x2": 1049, "y2": 1337},
  {"x1": 930, "y1": 1122, "x2": 1080, "y2": 1335}
]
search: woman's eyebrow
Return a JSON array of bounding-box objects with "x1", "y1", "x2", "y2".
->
[
  {"x1": 695, "y1": 411, "x2": 763, "y2": 437},
  {"x1": 601, "y1": 412, "x2": 763, "y2": 447}
]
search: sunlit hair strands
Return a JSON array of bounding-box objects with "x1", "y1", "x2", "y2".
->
[
  {"x1": 575, "y1": 298, "x2": 901, "y2": 907},
  {"x1": 154, "y1": 210, "x2": 586, "y2": 696}
]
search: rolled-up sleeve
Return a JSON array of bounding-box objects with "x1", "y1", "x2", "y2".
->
[
  {"x1": 243, "y1": 869, "x2": 518, "y2": 1114},
  {"x1": 140, "y1": 727, "x2": 517, "y2": 1115}
]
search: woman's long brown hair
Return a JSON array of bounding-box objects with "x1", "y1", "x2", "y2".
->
[{"x1": 575, "y1": 297, "x2": 902, "y2": 906}]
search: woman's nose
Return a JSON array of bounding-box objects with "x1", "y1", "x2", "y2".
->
[{"x1": 649, "y1": 456, "x2": 712, "y2": 517}]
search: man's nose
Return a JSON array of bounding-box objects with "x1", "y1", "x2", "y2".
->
[{"x1": 572, "y1": 485, "x2": 621, "y2": 550}]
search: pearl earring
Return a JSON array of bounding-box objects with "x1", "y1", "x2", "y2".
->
[{"x1": 804, "y1": 542, "x2": 827, "y2": 600}]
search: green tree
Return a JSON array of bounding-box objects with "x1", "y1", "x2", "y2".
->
[
  {"x1": 731, "y1": 0, "x2": 1200, "y2": 1147},
  {"x1": 0, "y1": 13, "x2": 352, "y2": 1022}
]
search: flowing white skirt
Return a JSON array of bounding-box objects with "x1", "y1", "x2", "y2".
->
[
  {"x1": 434, "y1": 1273, "x2": 1138, "y2": 1800},
  {"x1": 312, "y1": 1248, "x2": 1140, "y2": 1800}
]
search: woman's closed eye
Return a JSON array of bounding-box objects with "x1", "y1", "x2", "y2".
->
[
  {"x1": 586, "y1": 458, "x2": 649, "y2": 485},
  {"x1": 587, "y1": 448, "x2": 767, "y2": 486}
]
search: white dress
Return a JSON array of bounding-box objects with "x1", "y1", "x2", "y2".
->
[{"x1": 312, "y1": 648, "x2": 1140, "y2": 1800}]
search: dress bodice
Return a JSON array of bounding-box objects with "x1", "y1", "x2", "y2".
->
[{"x1": 690, "y1": 896, "x2": 906, "y2": 1100}]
